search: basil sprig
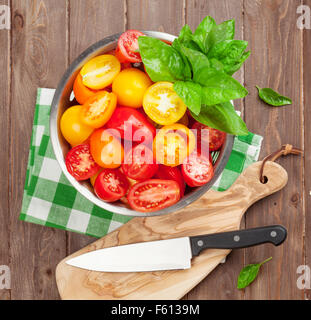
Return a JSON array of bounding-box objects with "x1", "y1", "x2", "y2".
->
[
  {"x1": 256, "y1": 86, "x2": 292, "y2": 106},
  {"x1": 138, "y1": 16, "x2": 250, "y2": 136},
  {"x1": 237, "y1": 257, "x2": 272, "y2": 289}
]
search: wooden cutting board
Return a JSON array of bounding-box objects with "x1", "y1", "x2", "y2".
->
[{"x1": 56, "y1": 161, "x2": 288, "y2": 300}]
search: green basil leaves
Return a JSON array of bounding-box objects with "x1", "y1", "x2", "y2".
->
[{"x1": 256, "y1": 86, "x2": 292, "y2": 106}]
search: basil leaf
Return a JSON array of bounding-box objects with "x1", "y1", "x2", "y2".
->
[
  {"x1": 174, "y1": 81, "x2": 202, "y2": 115},
  {"x1": 180, "y1": 45, "x2": 210, "y2": 76},
  {"x1": 177, "y1": 25, "x2": 200, "y2": 51},
  {"x1": 256, "y1": 86, "x2": 292, "y2": 106},
  {"x1": 224, "y1": 51, "x2": 250, "y2": 76},
  {"x1": 172, "y1": 39, "x2": 192, "y2": 80},
  {"x1": 138, "y1": 36, "x2": 185, "y2": 82},
  {"x1": 190, "y1": 102, "x2": 249, "y2": 136},
  {"x1": 205, "y1": 19, "x2": 235, "y2": 52},
  {"x1": 237, "y1": 257, "x2": 272, "y2": 289},
  {"x1": 192, "y1": 16, "x2": 216, "y2": 53}
]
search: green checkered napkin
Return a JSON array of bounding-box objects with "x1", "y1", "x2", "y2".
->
[{"x1": 19, "y1": 88, "x2": 263, "y2": 238}]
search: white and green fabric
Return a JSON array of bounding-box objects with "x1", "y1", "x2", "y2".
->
[{"x1": 20, "y1": 88, "x2": 263, "y2": 238}]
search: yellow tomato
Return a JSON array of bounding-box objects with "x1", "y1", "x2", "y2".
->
[
  {"x1": 112, "y1": 68, "x2": 152, "y2": 108},
  {"x1": 153, "y1": 124, "x2": 196, "y2": 167},
  {"x1": 143, "y1": 82, "x2": 187, "y2": 125},
  {"x1": 60, "y1": 105, "x2": 94, "y2": 146},
  {"x1": 80, "y1": 55, "x2": 121, "y2": 89}
]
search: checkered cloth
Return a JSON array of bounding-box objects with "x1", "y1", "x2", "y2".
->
[{"x1": 19, "y1": 88, "x2": 263, "y2": 238}]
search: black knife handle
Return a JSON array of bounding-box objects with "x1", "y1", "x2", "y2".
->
[{"x1": 190, "y1": 225, "x2": 287, "y2": 256}]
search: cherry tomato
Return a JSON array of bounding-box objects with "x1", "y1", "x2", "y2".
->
[
  {"x1": 143, "y1": 82, "x2": 187, "y2": 125},
  {"x1": 122, "y1": 144, "x2": 158, "y2": 181},
  {"x1": 90, "y1": 168, "x2": 103, "y2": 186},
  {"x1": 60, "y1": 105, "x2": 94, "y2": 146},
  {"x1": 192, "y1": 122, "x2": 226, "y2": 152},
  {"x1": 182, "y1": 152, "x2": 214, "y2": 187},
  {"x1": 73, "y1": 73, "x2": 99, "y2": 105},
  {"x1": 80, "y1": 91, "x2": 117, "y2": 128},
  {"x1": 90, "y1": 128, "x2": 124, "y2": 168},
  {"x1": 65, "y1": 144, "x2": 100, "y2": 181},
  {"x1": 105, "y1": 106, "x2": 156, "y2": 144},
  {"x1": 112, "y1": 68, "x2": 152, "y2": 108},
  {"x1": 153, "y1": 124, "x2": 196, "y2": 167},
  {"x1": 80, "y1": 54, "x2": 121, "y2": 89},
  {"x1": 116, "y1": 30, "x2": 145, "y2": 63},
  {"x1": 127, "y1": 179, "x2": 180, "y2": 212},
  {"x1": 155, "y1": 165, "x2": 185, "y2": 197},
  {"x1": 94, "y1": 169, "x2": 129, "y2": 202},
  {"x1": 178, "y1": 113, "x2": 189, "y2": 127}
]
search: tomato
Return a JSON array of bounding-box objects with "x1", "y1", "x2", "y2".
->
[
  {"x1": 65, "y1": 144, "x2": 100, "y2": 181},
  {"x1": 90, "y1": 168, "x2": 103, "y2": 186},
  {"x1": 80, "y1": 54, "x2": 121, "y2": 89},
  {"x1": 192, "y1": 122, "x2": 226, "y2": 152},
  {"x1": 105, "y1": 106, "x2": 156, "y2": 144},
  {"x1": 90, "y1": 128, "x2": 124, "y2": 168},
  {"x1": 116, "y1": 30, "x2": 145, "y2": 63},
  {"x1": 182, "y1": 152, "x2": 214, "y2": 187},
  {"x1": 122, "y1": 144, "x2": 158, "y2": 181},
  {"x1": 94, "y1": 169, "x2": 129, "y2": 202},
  {"x1": 73, "y1": 73, "x2": 99, "y2": 105},
  {"x1": 127, "y1": 179, "x2": 180, "y2": 212},
  {"x1": 112, "y1": 68, "x2": 152, "y2": 108},
  {"x1": 80, "y1": 91, "x2": 117, "y2": 128},
  {"x1": 143, "y1": 82, "x2": 187, "y2": 125},
  {"x1": 155, "y1": 165, "x2": 185, "y2": 197},
  {"x1": 60, "y1": 105, "x2": 94, "y2": 146},
  {"x1": 178, "y1": 113, "x2": 189, "y2": 127},
  {"x1": 153, "y1": 124, "x2": 196, "y2": 167}
]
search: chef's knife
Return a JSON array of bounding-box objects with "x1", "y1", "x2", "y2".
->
[{"x1": 66, "y1": 225, "x2": 287, "y2": 272}]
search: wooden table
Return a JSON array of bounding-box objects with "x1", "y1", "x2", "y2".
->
[{"x1": 0, "y1": 0, "x2": 309, "y2": 300}]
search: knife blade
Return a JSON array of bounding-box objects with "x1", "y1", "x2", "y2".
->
[{"x1": 66, "y1": 225, "x2": 287, "y2": 272}]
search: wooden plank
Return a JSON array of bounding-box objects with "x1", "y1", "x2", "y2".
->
[
  {"x1": 0, "y1": 0, "x2": 11, "y2": 300},
  {"x1": 185, "y1": 0, "x2": 245, "y2": 300},
  {"x1": 244, "y1": 0, "x2": 304, "y2": 299},
  {"x1": 10, "y1": 0, "x2": 68, "y2": 299},
  {"x1": 67, "y1": 0, "x2": 126, "y2": 254},
  {"x1": 303, "y1": 0, "x2": 311, "y2": 300}
]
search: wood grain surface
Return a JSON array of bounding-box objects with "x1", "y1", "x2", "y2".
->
[{"x1": 0, "y1": 0, "x2": 307, "y2": 300}]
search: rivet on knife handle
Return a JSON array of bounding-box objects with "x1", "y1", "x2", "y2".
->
[{"x1": 190, "y1": 225, "x2": 287, "y2": 257}]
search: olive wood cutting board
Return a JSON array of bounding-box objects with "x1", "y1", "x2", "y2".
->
[{"x1": 56, "y1": 161, "x2": 288, "y2": 300}]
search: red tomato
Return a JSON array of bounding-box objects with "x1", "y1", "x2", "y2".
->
[
  {"x1": 65, "y1": 144, "x2": 100, "y2": 181},
  {"x1": 94, "y1": 169, "x2": 129, "y2": 202},
  {"x1": 192, "y1": 122, "x2": 226, "y2": 153},
  {"x1": 122, "y1": 144, "x2": 158, "y2": 181},
  {"x1": 105, "y1": 106, "x2": 156, "y2": 144},
  {"x1": 116, "y1": 30, "x2": 145, "y2": 63},
  {"x1": 127, "y1": 179, "x2": 180, "y2": 212},
  {"x1": 155, "y1": 165, "x2": 185, "y2": 197},
  {"x1": 182, "y1": 152, "x2": 214, "y2": 187}
]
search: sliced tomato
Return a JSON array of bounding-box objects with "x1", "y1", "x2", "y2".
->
[
  {"x1": 80, "y1": 91, "x2": 117, "y2": 128},
  {"x1": 90, "y1": 128, "x2": 124, "y2": 168},
  {"x1": 153, "y1": 124, "x2": 196, "y2": 167},
  {"x1": 192, "y1": 122, "x2": 226, "y2": 152},
  {"x1": 105, "y1": 106, "x2": 156, "y2": 144},
  {"x1": 94, "y1": 169, "x2": 129, "y2": 202},
  {"x1": 122, "y1": 144, "x2": 158, "y2": 181},
  {"x1": 127, "y1": 179, "x2": 180, "y2": 212},
  {"x1": 116, "y1": 30, "x2": 145, "y2": 63},
  {"x1": 80, "y1": 54, "x2": 121, "y2": 89},
  {"x1": 73, "y1": 73, "x2": 99, "y2": 105},
  {"x1": 65, "y1": 144, "x2": 100, "y2": 181},
  {"x1": 143, "y1": 82, "x2": 187, "y2": 125},
  {"x1": 182, "y1": 152, "x2": 214, "y2": 187},
  {"x1": 155, "y1": 165, "x2": 185, "y2": 197}
]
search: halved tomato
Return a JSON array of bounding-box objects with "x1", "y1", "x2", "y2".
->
[
  {"x1": 182, "y1": 152, "x2": 214, "y2": 187},
  {"x1": 65, "y1": 144, "x2": 100, "y2": 181},
  {"x1": 122, "y1": 144, "x2": 158, "y2": 181},
  {"x1": 73, "y1": 73, "x2": 98, "y2": 105},
  {"x1": 80, "y1": 91, "x2": 117, "y2": 128},
  {"x1": 90, "y1": 168, "x2": 103, "y2": 186},
  {"x1": 153, "y1": 124, "x2": 196, "y2": 167},
  {"x1": 143, "y1": 82, "x2": 187, "y2": 125},
  {"x1": 155, "y1": 165, "x2": 185, "y2": 197},
  {"x1": 127, "y1": 179, "x2": 180, "y2": 212},
  {"x1": 90, "y1": 128, "x2": 124, "y2": 168},
  {"x1": 80, "y1": 54, "x2": 121, "y2": 89},
  {"x1": 116, "y1": 30, "x2": 145, "y2": 63},
  {"x1": 94, "y1": 169, "x2": 129, "y2": 202}
]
